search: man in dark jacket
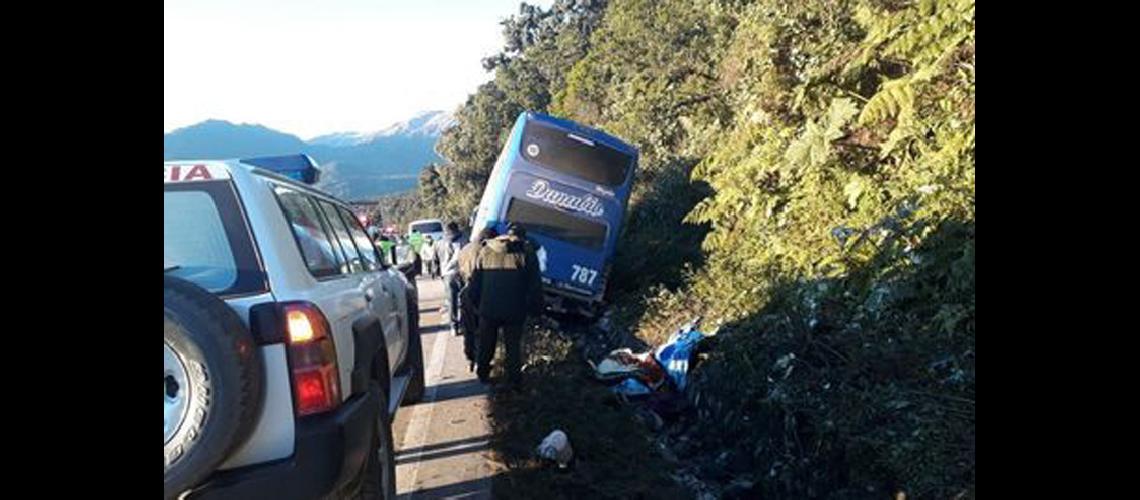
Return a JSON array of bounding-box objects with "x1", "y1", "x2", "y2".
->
[
  {"x1": 468, "y1": 223, "x2": 543, "y2": 385},
  {"x1": 457, "y1": 227, "x2": 497, "y2": 370}
]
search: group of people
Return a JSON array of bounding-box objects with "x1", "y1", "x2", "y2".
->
[
  {"x1": 414, "y1": 233, "x2": 443, "y2": 279},
  {"x1": 396, "y1": 221, "x2": 543, "y2": 388}
]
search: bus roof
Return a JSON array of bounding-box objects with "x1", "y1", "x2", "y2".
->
[{"x1": 523, "y1": 111, "x2": 638, "y2": 157}]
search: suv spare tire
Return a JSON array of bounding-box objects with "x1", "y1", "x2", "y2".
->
[{"x1": 164, "y1": 276, "x2": 264, "y2": 499}]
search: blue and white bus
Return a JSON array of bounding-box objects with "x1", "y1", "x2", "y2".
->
[{"x1": 472, "y1": 111, "x2": 639, "y2": 316}]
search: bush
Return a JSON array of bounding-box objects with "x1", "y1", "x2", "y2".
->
[{"x1": 419, "y1": 0, "x2": 975, "y2": 496}]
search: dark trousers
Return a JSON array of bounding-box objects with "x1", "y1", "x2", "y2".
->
[
  {"x1": 445, "y1": 275, "x2": 461, "y2": 331},
  {"x1": 476, "y1": 317, "x2": 523, "y2": 383},
  {"x1": 460, "y1": 288, "x2": 479, "y2": 363}
]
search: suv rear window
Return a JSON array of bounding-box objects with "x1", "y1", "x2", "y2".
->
[
  {"x1": 164, "y1": 183, "x2": 265, "y2": 295},
  {"x1": 505, "y1": 198, "x2": 607, "y2": 250},
  {"x1": 520, "y1": 120, "x2": 633, "y2": 187}
]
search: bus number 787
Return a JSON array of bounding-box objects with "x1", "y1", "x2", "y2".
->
[{"x1": 570, "y1": 265, "x2": 598, "y2": 286}]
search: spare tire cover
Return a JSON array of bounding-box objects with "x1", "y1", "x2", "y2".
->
[{"x1": 164, "y1": 276, "x2": 263, "y2": 499}]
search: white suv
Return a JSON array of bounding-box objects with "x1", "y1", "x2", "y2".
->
[{"x1": 163, "y1": 155, "x2": 423, "y2": 500}]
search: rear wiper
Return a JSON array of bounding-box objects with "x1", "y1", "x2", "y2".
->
[{"x1": 164, "y1": 266, "x2": 181, "y2": 273}]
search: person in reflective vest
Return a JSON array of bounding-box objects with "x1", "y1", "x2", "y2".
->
[
  {"x1": 374, "y1": 234, "x2": 396, "y2": 266},
  {"x1": 408, "y1": 230, "x2": 425, "y2": 273}
]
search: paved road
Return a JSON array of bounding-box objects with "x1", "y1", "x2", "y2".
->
[{"x1": 393, "y1": 277, "x2": 499, "y2": 499}]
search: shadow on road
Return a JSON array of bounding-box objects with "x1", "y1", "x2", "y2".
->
[{"x1": 396, "y1": 476, "x2": 492, "y2": 499}]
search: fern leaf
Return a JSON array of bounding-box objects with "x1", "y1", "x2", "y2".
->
[{"x1": 859, "y1": 77, "x2": 915, "y2": 125}]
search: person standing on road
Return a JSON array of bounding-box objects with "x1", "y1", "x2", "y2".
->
[
  {"x1": 375, "y1": 234, "x2": 396, "y2": 266},
  {"x1": 420, "y1": 235, "x2": 437, "y2": 279},
  {"x1": 408, "y1": 230, "x2": 425, "y2": 274},
  {"x1": 457, "y1": 226, "x2": 497, "y2": 370},
  {"x1": 468, "y1": 223, "x2": 543, "y2": 386},
  {"x1": 436, "y1": 222, "x2": 467, "y2": 336}
]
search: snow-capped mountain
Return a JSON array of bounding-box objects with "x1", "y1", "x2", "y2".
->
[
  {"x1": 306, "y1": 131, "x2": 368, "y2": 148},
  {"x1": 307, "y1": 110, "x2": 456, "y2": 147},
  {"x1": 163, "y1": 110, "x2": 454, "y2": 199},
  {"x1": 371, "y1": 110, "x2": 457, "y2": 138}
]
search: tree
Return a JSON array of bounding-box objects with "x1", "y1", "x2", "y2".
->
[{"x1": 426, "y1": 0, "x2": 610, "y2": 222}]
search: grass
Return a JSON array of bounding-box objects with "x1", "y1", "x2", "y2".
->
[{"x1": 485, "y1": 322, "x2": 690, "y2": 499}]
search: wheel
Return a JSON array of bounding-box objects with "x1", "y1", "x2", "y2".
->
[
  {"x1": 354, "y1": 387, "x2": 397, "y2": 499},
  {"x1": 164, "y1": 276, "x2": 264, "y2": 500},
  {"x1": 401, "y1": 290, "x2": 426, "y2": 405}
]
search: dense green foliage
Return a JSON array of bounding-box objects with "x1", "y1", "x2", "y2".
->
[
  {"x1": 414, "y1": 0, "x2": 974, "y2": 496},
  {"x1": 370, "y1": 190, "x2": 425, "y2": 232},
  {"x1": 430, "y1": 0, "x2": 610, "y2": 221}
]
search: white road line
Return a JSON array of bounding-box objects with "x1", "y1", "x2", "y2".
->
[{"x1": 397, "y1": 314, "x2": 451, "y2": 498}]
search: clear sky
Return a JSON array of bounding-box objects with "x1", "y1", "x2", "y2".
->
[{"x1": 164, "y1": 0, "x2": 550, "y2": 139}]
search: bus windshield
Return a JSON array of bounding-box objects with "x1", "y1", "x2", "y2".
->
[
  {"x1": 519, "y1": 120, "x2": 633, "y2": 187},
  {"x1": 506, "y1": 197, "x2": 607, "y2": 250}
]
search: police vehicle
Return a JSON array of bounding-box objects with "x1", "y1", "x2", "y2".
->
[{"x1": 164, "y1": 154, "x2": 423, "y2": 500}]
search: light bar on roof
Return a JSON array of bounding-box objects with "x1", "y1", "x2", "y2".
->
[{"x1": 241, "y1": 154, "x2": 321, "y2": 184}]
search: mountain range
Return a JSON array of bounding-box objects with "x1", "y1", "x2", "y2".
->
[{"x1": 163, "y1": 110, "x2": 454, "y2": 199}]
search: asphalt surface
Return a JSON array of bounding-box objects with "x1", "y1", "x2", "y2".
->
[{"x1": 393, "y1": 277, "x2": 500, "y2": 499}]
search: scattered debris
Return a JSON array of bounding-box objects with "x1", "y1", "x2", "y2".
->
[
  {"x1": 723, "y1": 478, "x2": 758, "y2": 499},
  {"x1": 596, "y1": 308, "x2": 614, "y2": 333},
  {"x1": 612, "y1": 377, "x2": 654, "y2": 397},
  {"x1": 634, "y1": 407, "x2": 665, "y2": 431},
  {"x1": 590, "y1": 348, "x2": 667, "y2": 388},
  {"x1": 671, "y1": 471, "x2": 720, "y2": 500},
  {"x1": 654, "y1": 319, "x2": 712, "y2": 391},
  {"x1": 536, "y1": 429, "x2": 573, "y2": 468},
  {"x1": 578, "y1": 318, "x2": 723, "y2": 494},
  {"x1": 588, "y1": 318, "x2": 712, "y2": 397},
  {"x1": 587, "y1": 318, "x2": 716, "y2": 418}
]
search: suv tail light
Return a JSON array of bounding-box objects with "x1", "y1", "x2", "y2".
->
[{"x1": 282, "y1": 302, "x2": 341, "y2": 416}]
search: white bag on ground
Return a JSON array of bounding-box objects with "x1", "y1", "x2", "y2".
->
[{"x1": 536, "y1": 430, "x2": 573, "y2": 468}]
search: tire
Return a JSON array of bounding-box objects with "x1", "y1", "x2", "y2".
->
[
  {"x1": 353, "y1": 387, "x2": 397, "y2": 500},
  {"x1": 401, "y1": 290, "x2": 426, "y2": 405},
  {"x1": 164, "y1": 276, "x2": 264, "y2": 500}
]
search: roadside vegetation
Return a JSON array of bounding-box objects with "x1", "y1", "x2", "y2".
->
[{"x1": 407, "y1": 0, "x2": 975, "y2": 497}]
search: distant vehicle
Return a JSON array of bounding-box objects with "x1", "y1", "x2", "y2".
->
[
  {"x1": 164, "y1": 154, "x2": 423, "y2": 500},
  {"x1": 407, "y1": 218, "x2": 445, "y2": 242},
  {"x1": 472, "y1": 111, "x2": 639, "y2": 317}
]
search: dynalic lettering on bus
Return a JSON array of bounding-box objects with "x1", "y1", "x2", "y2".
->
[{"x1": 525, "y1": 180, "x2": 604, "y2": 217}]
